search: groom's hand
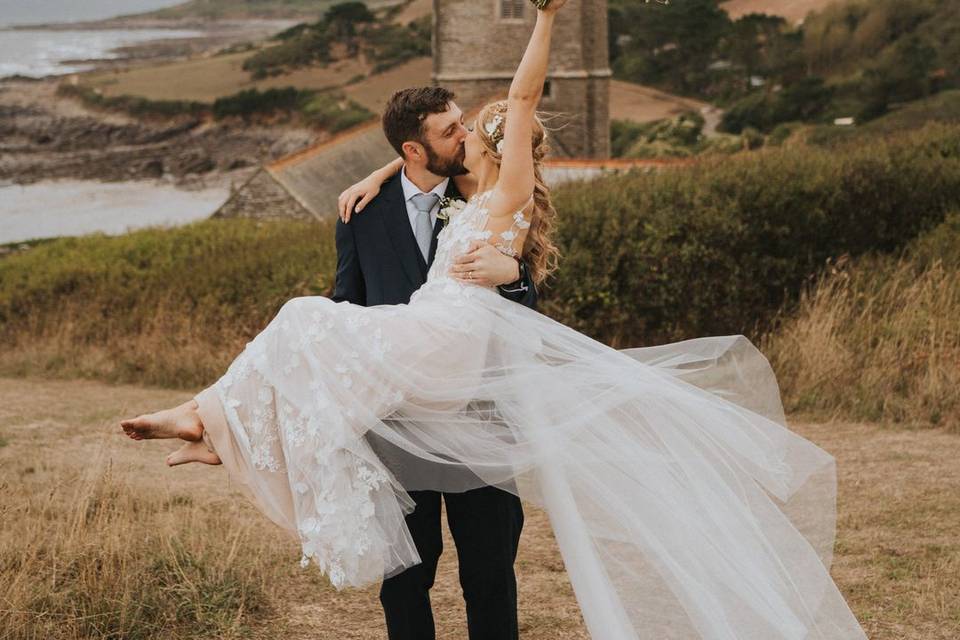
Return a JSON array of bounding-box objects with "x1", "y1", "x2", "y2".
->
[{"x1": 450, "y1": 241, "x2": 520, "y2": 287}]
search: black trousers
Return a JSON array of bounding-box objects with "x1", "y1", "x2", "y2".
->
[{"x1": 379, "y1": 486, "x2": 524, "y2": 640}]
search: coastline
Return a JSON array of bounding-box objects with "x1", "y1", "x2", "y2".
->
[{"x1": 0, "y1": 15, "x2": 327, "y2": 243}]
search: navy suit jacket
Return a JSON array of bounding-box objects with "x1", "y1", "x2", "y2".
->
[{"x1": 331, "y1": 174, "x2": 538, "y2": 310}]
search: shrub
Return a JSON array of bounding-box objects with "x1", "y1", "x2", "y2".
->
[
  {"x1": 301, "y1": 92, "x2": 374, "y2": 132},
  {"x1": 56, "y1": 83, "x2": 208, "y2": 118},
  {"x1": 539, "y1": 123, "x2": 960, "y2": 346},
  {"x1": 0, "y1": 218, "x2": 336, "y2": 388},
  {"x1": 615, "y1": 113, "x2": 707, "y2": 159},
  {"x1": 610, "y1": 120, "x2": 647, "y2": 158},
  {"x1": 720, "y1": 77, "x2": 833, "y2": 133},
  {"x1": 212, "y1": 87, "x2": 305, "y2": 120},
  {"x1": 365, "y1": 17, "x2": 431, "y2": 73}
]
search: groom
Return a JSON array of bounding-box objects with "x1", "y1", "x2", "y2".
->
[{"x1": 332, "y1": 86, "x2": 536, "y2": 640}]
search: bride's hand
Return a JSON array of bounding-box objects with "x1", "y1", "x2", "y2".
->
[
  {"x1": 338, "y1": 176, "x2": 382, "y2": 223},
  {"x1": 450, "y1": 241, "x2": 520, "y2": 287},
  {"x1": 534, "y1": 0, "x2": 568, "y2": 14}
]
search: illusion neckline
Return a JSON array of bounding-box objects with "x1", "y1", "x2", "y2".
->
[{"x1": 468, "y1": 189, "x2": 495, "y2": 204}]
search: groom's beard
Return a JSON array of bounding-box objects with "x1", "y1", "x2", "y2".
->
[{"x1": 425, "y1": 142, "x2": 468, "y2": 177}]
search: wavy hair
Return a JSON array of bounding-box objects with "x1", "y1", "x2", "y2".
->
[{"x1": 475, "y1": 100, "x2": 561, "y2": 286}]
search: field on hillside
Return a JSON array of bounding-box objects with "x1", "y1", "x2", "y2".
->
[
  {"x1": 81, "y1": 52, "x2": 367, "y2": 104},
  {"x1": 1, "y1": 376, "x2": 957, "y2": 638},
  {"x1": 721, "y1": 0, "x2": 838, "y2": 22}
]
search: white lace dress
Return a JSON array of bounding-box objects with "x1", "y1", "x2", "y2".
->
[{"x1": 193, "y1": 190, "x2": 867, "y2": 640}]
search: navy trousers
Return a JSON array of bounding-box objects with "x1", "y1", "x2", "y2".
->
[{"x1": 379, "y1": 486, "x2": 524, "y2": 640}]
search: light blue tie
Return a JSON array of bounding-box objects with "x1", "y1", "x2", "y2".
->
[{"x1": 410, "y1": 192, "x2": 439, "y2": 261}]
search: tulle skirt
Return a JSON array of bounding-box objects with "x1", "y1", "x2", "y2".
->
[{"x1": 193, "y1": 276, "x2": 867, "y2": 640}]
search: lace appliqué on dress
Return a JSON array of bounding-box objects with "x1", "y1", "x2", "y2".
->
[{"x1": 214, "y1": 299, "x2": 402, "y2": 589}]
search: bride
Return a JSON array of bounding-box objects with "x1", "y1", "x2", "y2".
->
[{"x1": 121, "y1": 2, "x2": 868, "y2": 638}]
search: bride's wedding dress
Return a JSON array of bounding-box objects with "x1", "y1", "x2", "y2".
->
[{"x1": 193, "y1": 189, "x2": 867, "y2": 639}]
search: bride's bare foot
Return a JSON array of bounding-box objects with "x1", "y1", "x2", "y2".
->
[
  {"x1": 121, "y1": 399, "x2": 203, "y2": 441},
  {"x1": 166, "y1": 441, "x2": 222, "y2": 466}
]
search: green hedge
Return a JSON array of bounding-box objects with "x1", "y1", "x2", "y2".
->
[
  {"x1": 540, "y1": 123, "x2": 960, "y2": 345},
  {"x1": 0, "y1": 220, "x2": 336, "y2": 387},
  {"x1": 56, "y1": 84, "x2": 208, "y2": 118}
]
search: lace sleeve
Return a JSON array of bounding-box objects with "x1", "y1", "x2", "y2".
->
[{"x1": 485, "y1": 199, "x2": 533, "y2": 258}]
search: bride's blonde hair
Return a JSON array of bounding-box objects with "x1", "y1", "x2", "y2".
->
[{"x1": 475, "y1": 100, "x2": 560, "y2": 286}]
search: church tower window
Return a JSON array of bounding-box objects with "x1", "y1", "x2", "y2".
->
[{"x1": 498, "y1": 0, "x2": 526, "y2": 21}]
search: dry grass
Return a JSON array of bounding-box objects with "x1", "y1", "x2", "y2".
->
[
  {"x1": 1, "y1": 376, "x2": 958, "y2": 639},
  {"x1": 764, "y1": 241, "x2": 960, "y2": 431}
]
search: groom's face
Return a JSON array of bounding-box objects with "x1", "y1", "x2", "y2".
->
[{"x1": 420, "y1": 101, "x2": 469, "y2": 177}]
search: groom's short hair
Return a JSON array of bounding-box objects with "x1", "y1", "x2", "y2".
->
[{"x1": 382, "y1": 86, "x2": 456, "y2": 157}]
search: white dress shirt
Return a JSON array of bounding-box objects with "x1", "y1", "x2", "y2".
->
[{"x1": 400, "y1": 167, "x2": 449, "y2": 237}]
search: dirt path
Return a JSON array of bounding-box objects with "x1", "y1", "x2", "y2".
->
[{"x1": 1, "y1": 376, "x2": 957, "y2": 639}]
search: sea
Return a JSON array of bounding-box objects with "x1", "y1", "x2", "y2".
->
[
  {"x1": 0, "y1": 0, "x2": 201, "y2": 78},
  {"x1": 0, "y1": 1, "x2": 235, "y2": 244},
  {"x1": 0, "y1": 181, "x2": 232, "y2": 245}
]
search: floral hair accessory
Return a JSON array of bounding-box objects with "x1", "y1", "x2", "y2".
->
[{"x1": 482, "y1": 108, "x2": 507, "y2": 155}]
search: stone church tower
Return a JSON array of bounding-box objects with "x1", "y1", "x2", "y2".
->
[{"x1": 432, "y1": 0, "x2": 610, "y2": 158}]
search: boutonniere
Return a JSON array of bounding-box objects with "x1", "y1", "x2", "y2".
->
[{"x1": 437, "y1": 196, "x2": 466, "y2": 226}]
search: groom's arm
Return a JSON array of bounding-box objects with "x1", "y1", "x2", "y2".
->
[
  {"x1": 331, "y1": 218, "x2": 366, "y2": 305},
  {"x1": 497, "y1": 259, "x2": 538, "y2": 310}
]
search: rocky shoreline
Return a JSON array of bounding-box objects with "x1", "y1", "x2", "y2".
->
[
  {"x1": 0, "y1": 16, "x2": 321, "y2": 189},
  {"x1": 0, "y1": 78, "x2": 319, "y2": 188}
]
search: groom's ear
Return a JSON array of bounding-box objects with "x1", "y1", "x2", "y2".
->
[{"x1": 401, "y1": 141, "x2": 425, "y2": 164}]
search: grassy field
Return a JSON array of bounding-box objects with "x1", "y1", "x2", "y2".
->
[
  {"x1": 1, "y1": 376, "x2": 957, "y2": 638},
  {"x1": 81, "y1": 52, "x2": 369, "y2": 104}
]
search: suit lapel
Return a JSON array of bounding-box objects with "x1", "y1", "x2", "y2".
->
[{"x1": 380, "y1": 178, "x2": 426, "y2": 287}]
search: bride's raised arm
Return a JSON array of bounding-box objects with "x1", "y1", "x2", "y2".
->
[{"x1": 487, "y1": 0, "x2": 565, "y2": 218}]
